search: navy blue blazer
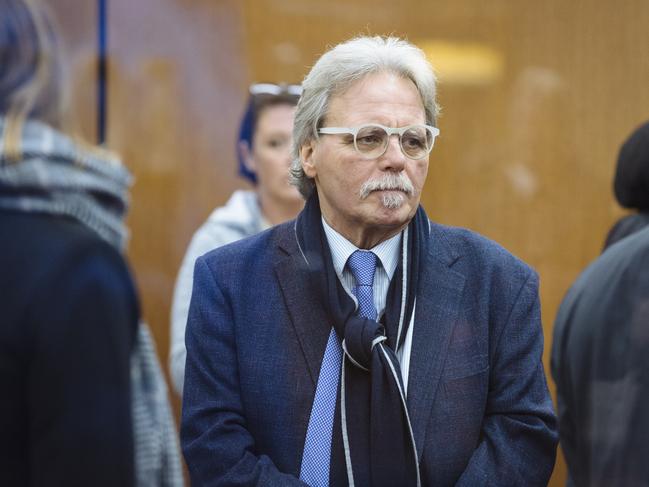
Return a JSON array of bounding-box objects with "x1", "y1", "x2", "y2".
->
[{"x1": 181, "y1": 219, "x2": 558, "y2": 486}]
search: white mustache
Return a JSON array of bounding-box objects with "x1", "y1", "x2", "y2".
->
[{"x1": 359, "y1": 172, "x2": 415, "y2": 200}]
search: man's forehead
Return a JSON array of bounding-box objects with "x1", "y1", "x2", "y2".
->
[
  {"x1": 324, "y1": 73, "x2": 425, "y2": 125},
  {"x1": 333, "y1": 72, "x2": 417, "y2": 97}
]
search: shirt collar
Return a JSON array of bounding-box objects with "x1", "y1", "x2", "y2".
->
[{"x1": 321, "y1": 216, "x2": 401, "y2": 279}]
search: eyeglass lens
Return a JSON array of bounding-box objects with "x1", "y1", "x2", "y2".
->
[{"x1": 355, "y1": 125, "x2": 433, "y2": 159}]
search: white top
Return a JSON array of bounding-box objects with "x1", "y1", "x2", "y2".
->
[
  {"x1": 169, "y1": 190, "x2": 269, "y2": 396},
  {"x1": 321, "y1": 217, "x2": 415, "y2": 393}
]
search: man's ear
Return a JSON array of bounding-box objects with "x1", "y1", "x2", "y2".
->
[
  {"x1": 300, "y1": 139, "x2": 317, "y2": 178},
  {"x1": 239, "y1": 141, "x2": 256, "y2": 174}
]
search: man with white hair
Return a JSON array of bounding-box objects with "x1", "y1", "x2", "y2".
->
[{"x1": 181, "y1": 36, "x2": 558, "y2": 486}]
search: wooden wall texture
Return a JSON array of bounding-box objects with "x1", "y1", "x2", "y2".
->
[{"x1": 50, "y1": 1, "x2": 649, "y2": 484}]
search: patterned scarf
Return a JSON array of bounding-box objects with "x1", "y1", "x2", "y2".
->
[
  {"x1": 296, "y1": 191, "x2": 428, "y2": 486},
  {"x1": 0, "y1": 118, "x2": 183, "y2": 487},
  {"x1": 0, "y1": 118, "x2": 131, "y2": 248}
]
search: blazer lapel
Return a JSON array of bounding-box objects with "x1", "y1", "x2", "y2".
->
[
  {"x1": 273, "y1": 222, "x2": 332, "y2": 386},
  {"x1": 407, "y1": 223, "x2": 466, "y2": 460}
]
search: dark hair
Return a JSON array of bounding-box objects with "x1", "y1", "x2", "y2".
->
[
  {"x1": 614, "y1": 120, "x2": 649, "y2": 211},
  {"x1": 237, "y1": 88, "x2": 300, "y2": 184}
]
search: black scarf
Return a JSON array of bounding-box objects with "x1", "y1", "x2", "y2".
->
[{"x1": 295, "y1": 191, "x2": 429, "y2": 486}]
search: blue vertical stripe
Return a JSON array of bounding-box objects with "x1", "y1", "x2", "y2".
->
[
  {"x1": 97, "y1": 0, "x2": 107, "y2": 144},
  {"x1": 299, "y1": 328, "x2": 342, "y2": 486}
]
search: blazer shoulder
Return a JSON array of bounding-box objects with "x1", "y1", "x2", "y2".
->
[
  {"x1": 429, "y1": 221, "x2": 536, "y2": 283},
  {"x1": 560, "y1": 225, "x2": 649, "y2": 310},
  {"x1": 0, "y1": 211, "x2": 138, "y2": 345},
  {"x1": 1, "y1": 211, "x2": 135, "y2": 290},
  {"x1": 197, "y1": 220, "x2": 294, "y2": 275}
]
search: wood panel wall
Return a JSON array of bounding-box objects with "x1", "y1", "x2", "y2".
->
[{"x1": 50, "y1": 1, "x2": 649, "y2": 484}]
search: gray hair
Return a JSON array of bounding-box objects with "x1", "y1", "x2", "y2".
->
[{"x1": 290, "y1": 36, "x2": 439, "y2": 199}]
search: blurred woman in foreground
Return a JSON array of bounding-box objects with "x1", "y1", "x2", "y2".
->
[{"x1": 0, "y1": 1, "x2": 181, "y2": 485}]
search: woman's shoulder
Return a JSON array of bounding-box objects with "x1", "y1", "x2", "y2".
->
[{"x1": 0, "y1": 210, "x2": 138, "y2": 316}]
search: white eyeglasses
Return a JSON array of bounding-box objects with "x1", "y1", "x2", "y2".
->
[
  {"x1": 249, "y1": 83, "x2": 302, "y2": 97},
  {"x1": 318, "y1": 123, "x2": 440, "y2": 160}
]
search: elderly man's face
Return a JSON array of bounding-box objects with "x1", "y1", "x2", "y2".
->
[{"x1": 301, "y1": 71, "x2": 429, "y2": 247}]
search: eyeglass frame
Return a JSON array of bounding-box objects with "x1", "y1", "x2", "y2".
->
[
  {"x1": 317, "y1": 123, "x2": 440, "y2": 160},
  {"x1": 249, "y1": 82, "x2": 302, "y2": 97}
]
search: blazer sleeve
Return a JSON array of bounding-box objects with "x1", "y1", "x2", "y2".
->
[
  {"x1": 181, "y1": 256, "x2": 307, "y2": 486},
  {"x1": 455, "y1": 271, "x2": 558, "y2": 486}
]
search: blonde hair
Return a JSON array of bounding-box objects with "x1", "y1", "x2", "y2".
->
[{"x1": 0, "y1": 0, "x2": 66, "y2": 161}]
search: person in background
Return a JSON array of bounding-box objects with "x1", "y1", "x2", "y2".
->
[
  {"x1": 181, "y1": 36, "x2": 557, "y2": 486},
  {"x1": 169, "y1": 83, "x2": 303, "y2": 396},
  {"x1": 553, "y1": 119, "x2": 649, "y2": 487},
  {"x1": 0, "y1": 1, "x2": 182, "y2": 485},
  {"x1": 603, "y1": 120, "x2": 649, "y2": 250},
  {"x1": 552, "y1": 226, "x2": 649, "y2": 486}
]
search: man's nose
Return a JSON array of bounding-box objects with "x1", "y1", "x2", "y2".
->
[{"x1": 378, "y1": 134, "x2": 407, "y2": 171}]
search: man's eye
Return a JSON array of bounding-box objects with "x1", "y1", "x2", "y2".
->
[
  {"x1": 356, "y1": 134, "x2": 383, "y2": 147},
  {"x1": 402, "y1": 136, "x2": 425, "y2": 149}
]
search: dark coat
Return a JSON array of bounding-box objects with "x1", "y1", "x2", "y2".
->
[
  {"x1": 0, "y1": 210, "x2": 138, "y2": 486},
  {"x1": 552, "y1": 226, "x2": 649, "y2": 487},
  {"x1": 182, "y1": 219, "x2": 558, "y2": 486}
]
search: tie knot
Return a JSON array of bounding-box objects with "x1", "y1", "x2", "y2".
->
[{"x1": 347, "y1": 250, "x2": 378, "y2": 287}]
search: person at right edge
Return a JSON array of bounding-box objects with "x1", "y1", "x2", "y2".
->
[
  {"x1": 552, "y1": 121, "x2": 649, "y2": 486},
  {"x1": 552, "y1": 229, "x2": 649, "y2": 486}
]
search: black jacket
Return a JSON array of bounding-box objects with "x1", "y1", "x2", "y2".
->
[
  {"x1": 0, "y1": 210, "x2": 138, "y2": 486},
  {"x1": 552, "y1": 226, "x2": 649, "y2": 487}
]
